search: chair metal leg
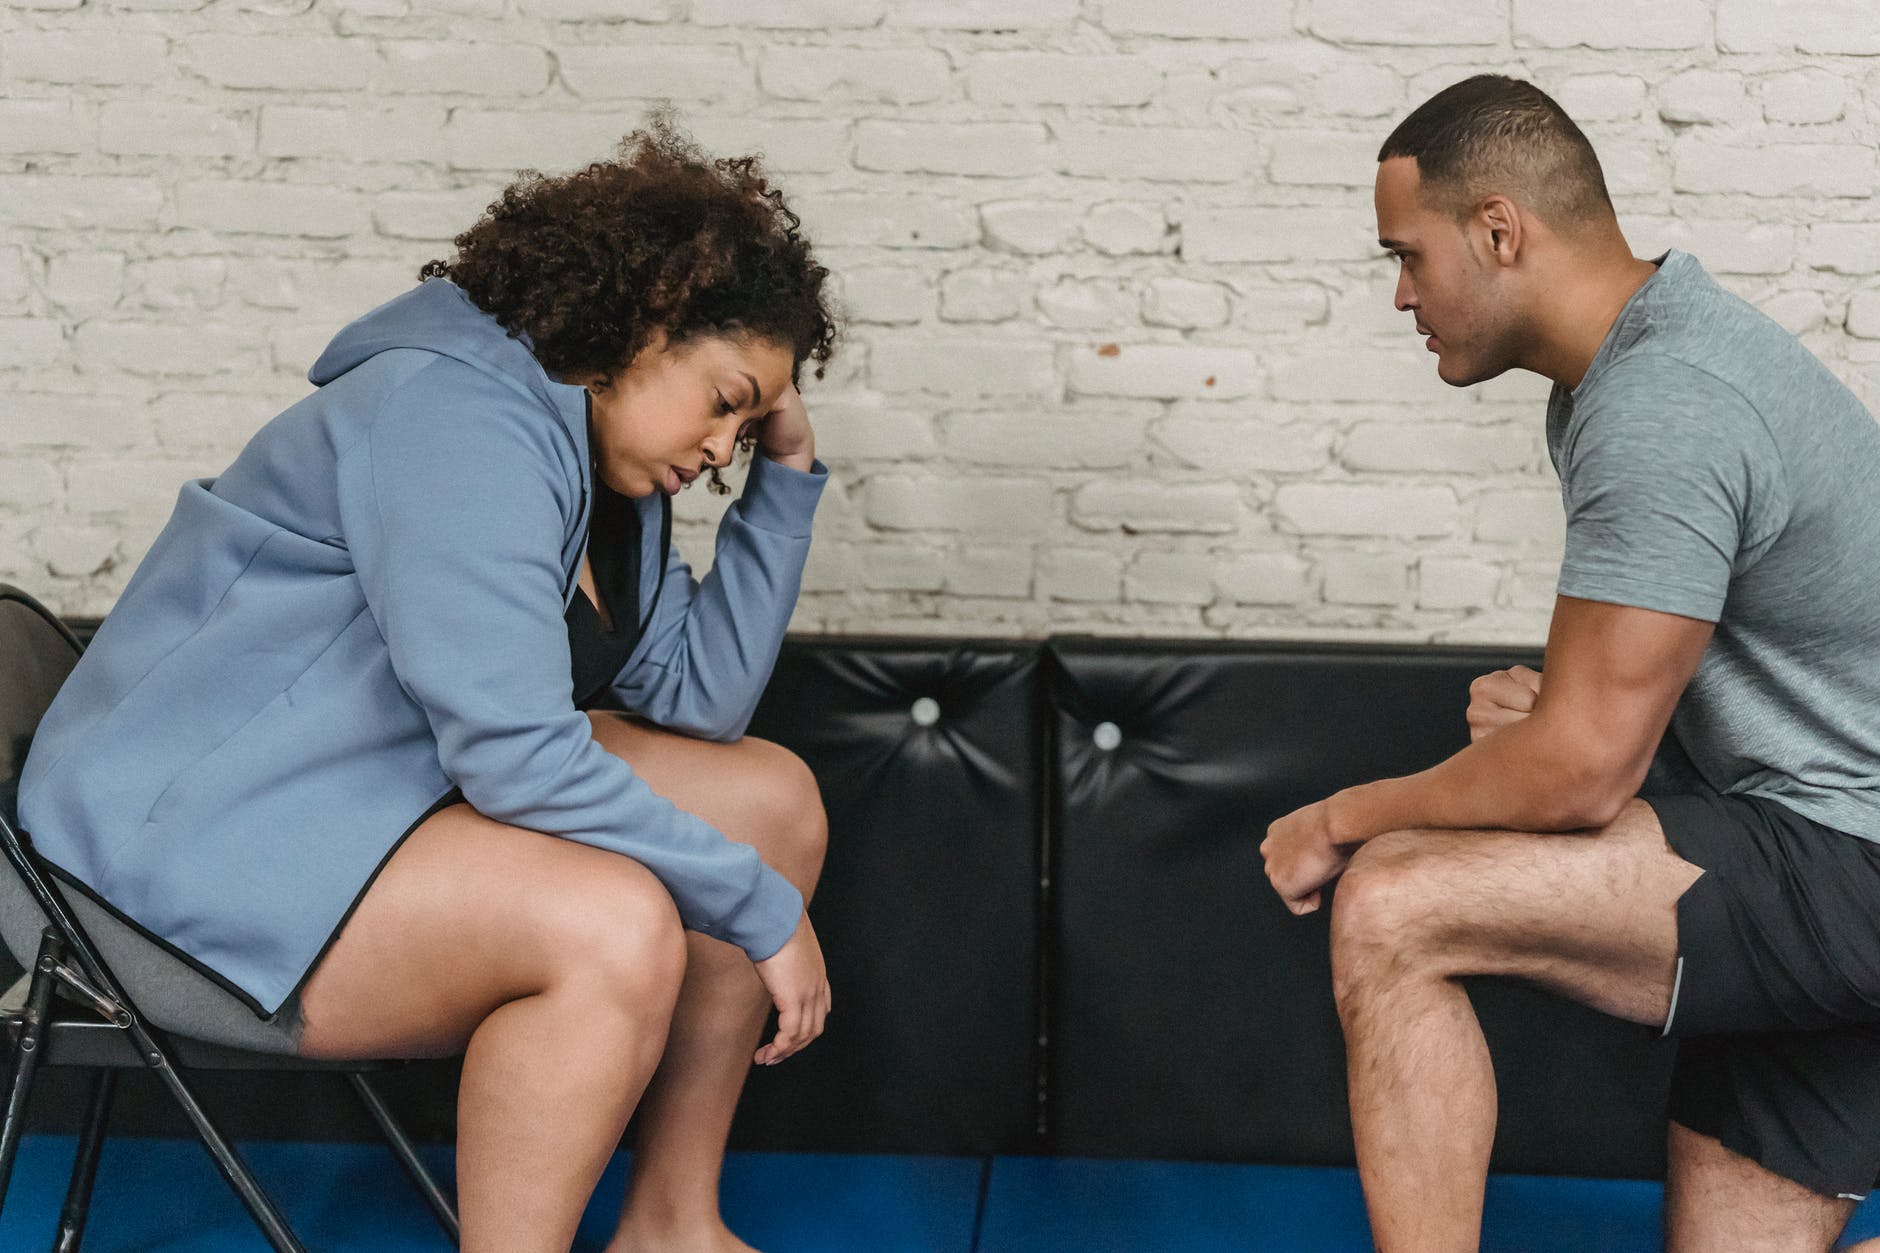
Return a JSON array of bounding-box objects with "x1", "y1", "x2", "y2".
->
[
  {"x1": 129, "y1": 1023, "x2": 308, "y2": 1253},
  {"x1": 51, "y1": 1068, "x2": 115, "y2": 1253},
  {"x1": 348, "y1": 1072, "x2": 459, "y2": 1246},
  {"x1": 0, "y1": 929, "x2": 64, "y2": 1215}
]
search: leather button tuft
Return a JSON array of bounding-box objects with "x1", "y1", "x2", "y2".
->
[
  {"x1": 910, "y1": 696, "x2": 941, "y2": 726},
  {"x1": 1093, "y1": 721, "x2": 1122, "y2": 751}
]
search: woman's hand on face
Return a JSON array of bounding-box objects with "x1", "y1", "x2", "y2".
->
[
  {"x1": 751, "y1": 910, "x2": 830, "y2": 1065},
  {"x1": 755, "y1": 384, "x2": 816, "y2": 474}
]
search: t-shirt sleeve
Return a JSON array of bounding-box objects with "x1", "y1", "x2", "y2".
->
[{"x1": 1555, "y1": 356, "x2": 1789, "y2": 623}]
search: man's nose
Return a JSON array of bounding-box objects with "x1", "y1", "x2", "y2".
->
[{"x1": 1394, "y1": 269, "x2": 1417, "y2": 313}]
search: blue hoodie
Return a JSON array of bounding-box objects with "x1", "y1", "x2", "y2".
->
[{"x1": 19, "y1": 278, "x2": 821, "y2": 1016}]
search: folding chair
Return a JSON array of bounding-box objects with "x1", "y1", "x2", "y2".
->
[{"x1": 0, "y1": 584, "x2": 460, "y2": 1251}]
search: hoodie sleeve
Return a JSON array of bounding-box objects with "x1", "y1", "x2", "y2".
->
[
  {"x1": 612, "y1": 453, "x2": 827, "y2": 742},
  {"x1": 334, "y1": 360, "x2": 803, "y2": 961}
]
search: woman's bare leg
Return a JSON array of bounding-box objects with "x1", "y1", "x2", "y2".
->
[
  {"x1": 582, "y1": 715, "x2": 828, "y2": 1253},
  {"x1": 295, "y1": 804, "x2": 689, "y2": 1253}
]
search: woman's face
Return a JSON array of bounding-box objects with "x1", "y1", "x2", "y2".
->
[{"x1": 583, "y1": 331, "x2": 795, "y2": 499}]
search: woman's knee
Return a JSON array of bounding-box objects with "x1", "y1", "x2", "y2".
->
[
  {"x1": 736, "y1": 737, "x2": 828, "y2": 893},
  {"x1": 583, "y1": 715, "x2": 827, "y2": 891},
  {"x1": 536, "y1": 854, "x2": 688, "y2": 1008}
]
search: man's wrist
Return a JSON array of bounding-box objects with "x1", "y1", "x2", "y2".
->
[{"x1": 1326, "y1": 779, "x2": 1403, "y2": 848}]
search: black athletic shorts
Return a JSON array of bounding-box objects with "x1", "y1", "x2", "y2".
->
[{"x1": 1648, "y1": 789, "x2": 1880, "y2": 1199}]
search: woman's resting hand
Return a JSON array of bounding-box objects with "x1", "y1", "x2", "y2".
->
[{"x1": 751, "y1": 910, "x2": 830, "y2": 1065}]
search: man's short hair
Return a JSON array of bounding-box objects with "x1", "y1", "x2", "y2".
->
[{"x1": 1379, "y1": 75, "x2": 1614, "y2": 233}]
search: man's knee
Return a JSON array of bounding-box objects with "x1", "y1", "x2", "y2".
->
[{"x1": 1329, "y1": 833, "x2": 1448, "y2": 1010}]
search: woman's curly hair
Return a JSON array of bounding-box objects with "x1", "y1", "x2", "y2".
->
[{"x1": 421, "y1": 119, "x2": 837, "y2": 488}]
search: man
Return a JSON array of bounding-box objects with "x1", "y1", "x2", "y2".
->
[{"x1": 1260, "y1": 74, "x2": 1880, "y2": 1251}]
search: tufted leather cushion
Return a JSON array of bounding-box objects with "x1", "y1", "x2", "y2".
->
[
  {"x1": 733, "y1": 639, "x2": 1043, "y2": 1154},
  {"x1": 1045, "y1": 639, "x2": 1676, "y2": 1175}
]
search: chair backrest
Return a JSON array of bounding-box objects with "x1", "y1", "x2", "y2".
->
[
  {"x1": 0, "y1": 585, "x2": 83, "y2": 823},
  {"x1": 0, "y1": 586, "x2": 135, "y2": 1011}
]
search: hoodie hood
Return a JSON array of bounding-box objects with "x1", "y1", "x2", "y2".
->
[{"x1": 309, "y1": 278, "x2": 585, "y2": 442}]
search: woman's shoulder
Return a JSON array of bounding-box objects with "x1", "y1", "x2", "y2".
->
[{"x1": 337, "y1": 354, "x2": 586, "y2": 484}]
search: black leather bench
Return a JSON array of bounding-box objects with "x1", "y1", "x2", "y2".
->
[{"x1": 19, "y1": 632, "x2": 1677, "y2": 1178}]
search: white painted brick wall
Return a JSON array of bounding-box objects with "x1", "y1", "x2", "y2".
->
[
  {"x1": 1322, "y1": 551, "x2": 1410, "y2": 607},
  {"x1": 1515, "y1": 0, "x2": 1712, "y2": 51},
  {"x1": 6, "y1": 32, "x2": 168, "y2": 85},
  {"x1": 1760, "y1": 69, "x2": 1850, "y2": 124},
  {"x1": 3, "y1": 1, "x2": 1876, "y2": 646},
  {"x1": 1214, "y1": 552, "x2": 1312, "y2": 606},
  {"x1": 1038, "y1": 547, "x2": 1121, "y2": 602}
]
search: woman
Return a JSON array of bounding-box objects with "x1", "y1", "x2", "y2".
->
[{"x1": 10, "y1": 125, "x2": 837, "y2": 1253}]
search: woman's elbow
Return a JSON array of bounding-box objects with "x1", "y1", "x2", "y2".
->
[
  {"x1": 647, "y1": 694, "x2": 755, "y2": 744},
  {"x1": 697, "y1": 711, "x2": 754, "y2": 744}
]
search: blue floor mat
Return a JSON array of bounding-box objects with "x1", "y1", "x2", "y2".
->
[
  {"x1": 0, "y1": 1137, "x2": 982, "y2": 1253},
  {"x1": 6, "y1": 1136, "x2": 1880, "y2": 1251},
  {"x1": 0, "y1": 1138, "x2": 459, "y2": 1252},
  {"x1": 978, "y1": 1158, "x2": 1377, "y2": 1253},
  {"x1": 579, "y1": 1149, "x2": 984, "y2": 1253},
  {"x1": 979, "y1": 1157, "x2": 1665, "y2": 1253},
  {"x1": 979, "y1": 1156, "x2": 1880, "y2": 1252}
]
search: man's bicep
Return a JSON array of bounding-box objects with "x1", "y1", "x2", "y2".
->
[
  {"x1": 1536, "y1": 595, "x2": 1714, "y2": 793},
  {"x1": 1557, "y1": 365, "x2": 1782, "y2": 623}
]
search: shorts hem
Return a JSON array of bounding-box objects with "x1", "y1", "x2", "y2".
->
[
  {"x1": 1662, "y1": 955, "x2": 1686, "y2": 1037},
  {"x1": 1700, "y1": 1117, "x2": 1877, "y2": 1203}
]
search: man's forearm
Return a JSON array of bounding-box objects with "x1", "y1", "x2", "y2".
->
[{"x1": 1333, "y1": 714, "x2": 1636, "y2": 846}]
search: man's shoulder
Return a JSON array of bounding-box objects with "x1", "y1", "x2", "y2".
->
[
  {"x1": 1559, "y1": 347, "x2": 1777, "y2": 486},
  {"x1": 1576, "y1": 349, "x2": 1755, "y2": 431},
  {"x1": 1598, "y1": 256, "x2": 1826, "y2": 416}
]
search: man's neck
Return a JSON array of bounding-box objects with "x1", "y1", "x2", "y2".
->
[{"x1": 1523, "y1": 248, "x2": 1661, "y2": 391}]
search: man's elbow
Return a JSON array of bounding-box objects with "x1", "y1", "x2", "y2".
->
[
  {"x1": 1551, "y1": 789, "x2": 1629, "y2": 832},
  {"x1": 1545, "y1": 758, "x2": 1648, "y2": 831}
]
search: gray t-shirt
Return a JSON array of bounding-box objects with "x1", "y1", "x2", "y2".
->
[{"x1": 1546, "y1": 249, "x2": 1880, "y2": 841}]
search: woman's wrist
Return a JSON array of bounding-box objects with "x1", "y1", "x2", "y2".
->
[{"x1": 763, "y1": 444, "x2": 817, "y2": 475}]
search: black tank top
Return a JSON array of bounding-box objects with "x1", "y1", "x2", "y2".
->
[{"x1": 566, "y1": 401, "x2": 672, "y2": 709}]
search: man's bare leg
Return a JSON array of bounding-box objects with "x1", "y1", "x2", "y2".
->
[
  {"x1": 582, "y1": 716, "x2": 828, "y2": 1253},
  {"x1": 1330, "y1": 800, "x2": 1701, "y2": 1252},
  {"x1": 1665, "y1": 1121, "x2": 1856, "y2": 1252}
]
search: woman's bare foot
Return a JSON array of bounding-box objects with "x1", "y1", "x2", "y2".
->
[{"x1": 606, "y1": 1217, "x2": 759, "y2": 1253}]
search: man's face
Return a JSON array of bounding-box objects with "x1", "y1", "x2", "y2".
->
[{"x1": 1374, "y1": 156, "x2": 1520, "y2": 388}]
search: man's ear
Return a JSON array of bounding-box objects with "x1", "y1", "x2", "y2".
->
[{"x1": 1478, "y1": 195, "x2": 1521, "y2": 267}]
